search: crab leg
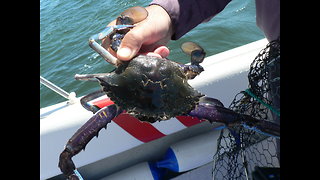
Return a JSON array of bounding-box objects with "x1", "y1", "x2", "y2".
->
[
  {"x1": 74, "y1": 73, "x2": 111, "y2": 81},
  {"x1": 189, "y1": 97, "x2": 280, "y2": 139},
  {"x1": 179, "y1": 42, "x2": 206, "y2": 79},
  {"x1": 59, "y1": 104, "x2": 122, "y2": 180},
  {"x1": 180, "y1": 64, "x2": 204, "y2": 79}
]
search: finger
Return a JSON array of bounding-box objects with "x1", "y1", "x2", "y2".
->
[
  {"x1": 116, "y1": 26, "x2": 146, "y2": 61},
  {"x1": 140, "y1": 45, "x2": 170, "y2": 58},
  {"x1": 144, "y1": 52, "x2": 162, "y2": 58},
  {"x1": 153, "y1": 46, "x2": 170, "y2": 58}
]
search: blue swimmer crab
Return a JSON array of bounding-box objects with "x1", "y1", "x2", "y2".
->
[{"x1": 58, "y1": 6, "x2": 280, "y2": 180}]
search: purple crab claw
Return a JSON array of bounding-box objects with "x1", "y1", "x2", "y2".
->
[
  {"x1": 189, "y1": 97, "x2": 280, "y2": 139},
  {"x1": 58, "y1": 104, "x2": 123, "y2": 180}
]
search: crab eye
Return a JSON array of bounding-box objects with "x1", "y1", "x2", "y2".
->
[
  {"x1": 191, "y1": 50, "x2": 206, "y2": 64},
  {"x1": 181, "y1": 42, "x2": 206, "y2": 64},
  {"x1": 116, "y1": 6, "x2": 148, "y2": 25},
  {"x1": 181, "y1": 42, "x2": 204, "y2": 55}
]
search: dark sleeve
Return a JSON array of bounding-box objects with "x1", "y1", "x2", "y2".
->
[
  {"x1": 255, "y1": 0, "x2": 280, "y2": 41},
  {"x1": 149, "y1": 0, "x2": 232, "y2": 40}
]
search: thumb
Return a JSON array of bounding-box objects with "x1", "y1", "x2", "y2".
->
[{"x1": 116, "y1": 27, "x2": 145, "y2": 61}]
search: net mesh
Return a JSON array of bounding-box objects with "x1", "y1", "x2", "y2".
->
[{"x1": 212, "y1": 38, "x2": 280, "y2": 179}]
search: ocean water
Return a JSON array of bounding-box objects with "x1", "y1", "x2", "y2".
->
[{"x1": 40, "y1": 0, "x2": 264, "y2": 108}]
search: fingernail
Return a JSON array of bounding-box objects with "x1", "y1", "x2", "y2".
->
[{"x1": 118, "y1": 47, "x2": 132, "y2": 59}]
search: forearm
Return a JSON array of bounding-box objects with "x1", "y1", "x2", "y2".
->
[{"x1": 150, "y1": 0, "x2": 232, "y2": 40}]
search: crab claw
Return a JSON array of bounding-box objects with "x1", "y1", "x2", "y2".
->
[
  {"x1": 59, "y1": 151, "x2": 84, "y2": 180},
  {"x1": 116, "y1": 6, "x2": 148, "y2": 25},
  {"x1": 88, "y1": 25, "x2": 135, "y2": 66},
  {"x1": 88, "y1": 7, "x2": 148, "y2": 66},
  {"x1": 189, "y1": 97, "x2": 280, "y2": 139},
  {"x1": 58, "y1": 105, "x2": 122, "y2": 179},
  {"x1": 58, "y1": 150, "x2": 76, "y2": 178},
  {"x1": 93, "y1": 25, "x2": 135, "y2": 41}
]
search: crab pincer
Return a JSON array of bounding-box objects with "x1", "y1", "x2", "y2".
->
[
  {"x1": 58, "y1": 105, "x2": 122, "y2": 180},
  {"x1": 88, "y1": 6, "x2": 148, "y2": 66}
]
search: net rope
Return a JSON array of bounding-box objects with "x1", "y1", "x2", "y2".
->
[{"x1": 212, "y1": 38, "x2": 280, "y2": 179}]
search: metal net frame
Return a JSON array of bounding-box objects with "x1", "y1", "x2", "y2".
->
[{"x1": 212, "y1": 38, "x2": 280, "y2": 180}]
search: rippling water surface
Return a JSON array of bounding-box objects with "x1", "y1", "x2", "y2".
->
[{"x1": 40, "y1": 0, "x2": 264, "y2": 108}]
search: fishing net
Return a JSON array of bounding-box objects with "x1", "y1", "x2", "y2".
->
[{"x1": 213, "y1": 38, "x2": 280, "y2": 179}]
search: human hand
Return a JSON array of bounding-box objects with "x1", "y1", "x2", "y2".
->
[{"x1": 102, "y1": 5, "x2": 173, "y2": 60}]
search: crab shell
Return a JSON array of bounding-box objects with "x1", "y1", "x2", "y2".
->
[{"x1": 96, "y1": 55, "x2": 203, "y2": 123}]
